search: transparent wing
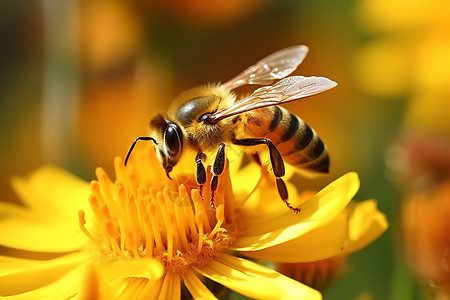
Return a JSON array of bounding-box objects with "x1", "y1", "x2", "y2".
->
[
  {"x1": 222, "y1": 45, "x2": 309, "y2": 90},
  {"x1": 210, "y1": 76, "x2": 337, "y2": 122}
]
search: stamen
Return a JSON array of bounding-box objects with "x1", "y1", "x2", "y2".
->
[
  {"x1": 78, "y1": 210, "x2": 99, "y2": 248},
  {"x1": 192, "y1": 189, "x2": 212, "y2": 233},
  {"x1": 105, "y1": 221, "x2": 126, "y2": 259},
  {"x1": 143, "y1": 214, "x2": 154, "y2": 257},
  {"x1": 100, "y1": 205, "x2": 111, "y2": 221},
  {"x1": 208, "y1": 205, "x2": 225, "y2": 239},
  {"x1": 95, "y1": 167, "x2": 115, "y2": 209},
  {"x1": 174, "y1": 185, "x2": 190, "y2": 249},
  {"x1": 195, "y1": 212, "x2": 204, "y2": 254},
  {"x1": 148, "y1": 202, "x2": 164, "y2": 253},
  {"x1": 126, "y1": 193, "x2": 142, "y2": 243},
  {"x1": 118, "y1": 219, "x2": 127, "y2": 253},
  {"x1": 167, "y1": 214, "x2": 175, "y2": 261},
  {"x1": 128, "y1": 232, "x2": 140, "y2": 258},
  {"x1": 163, "y1": 188, "x2": 182, "y2": 250},
  {"x1": 91, "y1": 181, "x2": 118, "y2": 218},
  {"x1": 180, "y1": 186, "x2": 198, "y2": 240},
  {"x1": 113, "y1": 156, "x2": 125, "y2": 184},
  {"x1": 81, "y1": 144, "x2": 235, "y2": 273},
  {"x1": 156, "y1": 191, "x2": 170, "y2": 244}
]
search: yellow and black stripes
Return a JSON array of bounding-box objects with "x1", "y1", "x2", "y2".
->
[{"x1": 245, "y1": 105, "x2": 329, "y2": 174}]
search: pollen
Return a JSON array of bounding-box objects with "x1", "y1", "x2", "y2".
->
[{"x1": 78, "y1": 144, "x2": 233, "y2": 273}]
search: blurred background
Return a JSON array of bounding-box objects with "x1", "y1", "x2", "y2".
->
[{"x1": 1, "y1": 0, "x2": 449, "y2": 299}]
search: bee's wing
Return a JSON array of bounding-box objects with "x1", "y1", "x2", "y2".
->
[
  {"x1": 210, "y1": 76, "x2": 337, "y2": 122},
  {"x1": 221, "y1": 45, "x2": 309, "y2": 90}
]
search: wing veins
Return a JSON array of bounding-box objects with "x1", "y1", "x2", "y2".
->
[{"x1": 210, "y1": 76, "x2": 337, "y2": 121}]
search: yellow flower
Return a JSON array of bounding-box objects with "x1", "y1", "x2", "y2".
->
[{"x1": 0, "y1": 143, "x2": 387, "y2": 299}]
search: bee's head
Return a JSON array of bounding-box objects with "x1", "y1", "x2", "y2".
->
[
  {"x1": 148, "y1": 114, "x2": 184, "y2": 179},
  {"x1": 124, "y1": 114, "x2": 183, "y2": 179}
]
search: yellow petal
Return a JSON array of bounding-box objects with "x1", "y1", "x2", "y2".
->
[
  {"x1": 232, "y1": 152, "x2": 296, "y2": 197},
  {"x1": 183, "y1": 268, "x2": 218, "y2": 300},
  {"x1": 157, "y1": 272, "x2": 180, "y2": 300},
  {"x1": 0, "y1": 251, "x2": 90, "y2": 296},
  {"x1": 86, "y1": 259, "x2": 163, "y2": 299},
  {"x1": 234, "y1": 168, "x2": 299, "y2": 218},
  {"x1": 131, "y1": 274, "x2": 165, "y2": 300},
  {"x1": 239, "y1": 212, "x2": 349, "y2": 263},
  {"x1": 230, "y1": 172, "x2": 360, "y2": 251},
  {"x1": 240, "y1": 199, "x2": 388, "y2": 262},
  {"x1": 112, "y1": 278, "x2": 148, "y2": 300},
  {"x1": 0, "y1": 215, "x2": 87, "y2": 252},
  {"x1": 195, "y1": 254, "x2": 321, "y2": 300},
  {"x1": 225, "y1": 144, "x2": 246, "y2": 175},
  {"x1": 10, "y1": 165, "x2": 90, "y2": 219},
  {"x1": 0, "y1": 166, "x2": 91, "y2": 252},
  {"x1": 98, "y1": 258, "x2": 163, "y2": 284},
  {"x1": 0, "y1": 264, "x2": 87, "y2": 299},
  {"x1": 341, "y1": 199, "x2": 389, "y2": 255},
  {"x1": 0, "y1": 201, "x2": 29, "y2": 218},
  {"x1": 231, "y1": 159, "x2": 262, "y2": 195}
]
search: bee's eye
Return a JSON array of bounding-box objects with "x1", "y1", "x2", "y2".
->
[{"x1": 164, "y1": 124, "x2": 182, "y2": 156}]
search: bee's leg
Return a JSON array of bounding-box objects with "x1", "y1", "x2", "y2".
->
[
  {"x1": 210, "y1": 143, "x2": 226, "y2": 210},
  {"x1": 196, "y1": 151, "x2": 207, "y2": 198},
  {"x1": 232, "y1": 138, "x2": 300, "y2": 214}
]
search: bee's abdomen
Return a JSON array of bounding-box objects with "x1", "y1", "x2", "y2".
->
[{"x1": 246, "y1": 106, "x2": 329, "y2": 174}]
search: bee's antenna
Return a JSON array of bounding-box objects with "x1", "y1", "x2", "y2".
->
[{"x1": 124, "y1": 137, "x2": 158, "y2": 166}]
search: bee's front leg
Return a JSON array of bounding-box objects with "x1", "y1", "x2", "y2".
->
[
  {"x1": 196, "y1": 151, "x2": 207, "y2": 198},
  {"x1": 210, "y1": 143, "x2": 226, "y2": 209}
]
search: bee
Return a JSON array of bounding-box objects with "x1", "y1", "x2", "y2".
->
[{"x1": 125, "y1": 45, "x2": 337, "y2": 213}]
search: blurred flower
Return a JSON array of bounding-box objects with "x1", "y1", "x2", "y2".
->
[
  {"x1": 402, "y1": 180, "x2": 450, "y2": 296},
  {"x1": 355, "y1": 0, "x2": 450, "y2": 134},
  {"x1": 0, "y1": 143, "x2": 387, "y2": 299},
  {"x1": 387, "y1": 132, "x2": 450, "y2": 297},
  {"x1": 386, "y1": 133, "x2": 450, "y2": 188}
]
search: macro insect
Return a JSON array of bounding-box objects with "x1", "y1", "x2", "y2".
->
[{"x1": 125, "y1": 45, "x2": 337, "y2": 213}]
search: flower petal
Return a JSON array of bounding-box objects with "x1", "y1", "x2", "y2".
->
[
  {"x1": 195, "y1": 254, "x2": 321, "y2": 300},
  {"x1": 157, "y1": 272, "x2": 181, "y2": 300},
  {"x1": 132, "y1": 274, "x2": 165, "y2": 300},
  {"x1": 0, "y1": 166, "x2": 91, "y2": 252},
  {"x1": 235, "y1": 168, "x2": 299, "y2": 218},
  {"x1": 341, "y1": 199, "x2": 389, "y2": 255},
  {"x1": 0, "y1": 213, "x2": 87, "y2": 252},
  {"x1": 98, "y1": 258, "x2": 164, "y2": 284},
  {"x1": 1, "y1": 266, "x2": 85, "y2": 299},
  {"x1": 240, "y1": 199, "x2": 388, "y2": 262},
  {"x1": 10, "y1": 165, "x2": 90, "y2": 216},
  {"x1": 0, "y1": 251, "x2": 90, "y2": 296},
  {"x1": 98, "y1": 261, "x2": 164, "y2": 300},
  {"x1": 183, "y1": 268, "x2": 218, "y2": 300},
  {"x1": 113, "y1": 278, "x2": 149, "y2": 300},
  {"x1": 230, "y1": 172, "x2": 360, "y2": 251},
  {"x1": 240, "y1": 211, "x2": 349, "y2": 263}
]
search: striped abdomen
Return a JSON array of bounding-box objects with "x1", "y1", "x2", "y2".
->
[{"x1": 244, "y1": 106, "x2": 329, "y2": 174}]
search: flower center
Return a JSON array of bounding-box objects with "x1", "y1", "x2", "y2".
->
[{"x1": 78, "y1": 146, "x2": 234, "y2": 273}]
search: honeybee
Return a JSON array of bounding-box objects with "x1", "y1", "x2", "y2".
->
[{"x1": 125, "y1": 45, "x2": 337, "y2": 212}]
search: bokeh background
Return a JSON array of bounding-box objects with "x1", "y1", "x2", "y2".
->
[{"x1": 1, "y1": 0, "x2": 450, "y2": 299}]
